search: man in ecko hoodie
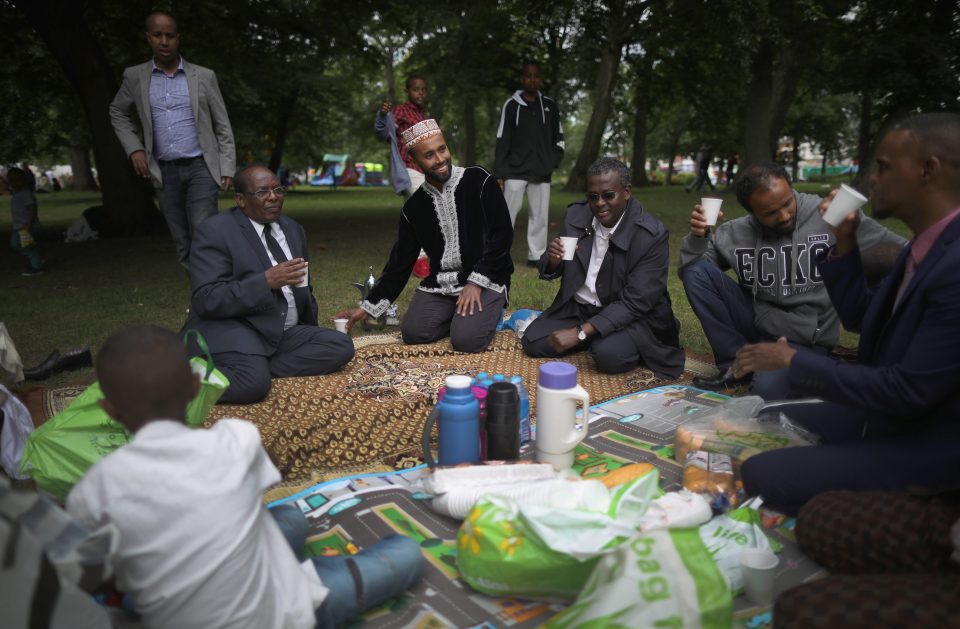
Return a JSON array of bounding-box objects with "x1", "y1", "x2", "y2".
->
[
  {"x1": 678, "y1": 162, "x2": 906, "y2": 399},
  {"x1": 495, "y1": 61, "x2": 565, "y2": 267}
]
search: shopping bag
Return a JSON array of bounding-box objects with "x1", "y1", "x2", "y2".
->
[
  {"x1": 182, "y1": 330, "x2": 229, "y2": 427},
  {"x1": 544, "y1": 529, "x2": 733, "y2": 629},
  {"x1": 20, "y1": 331, "x2": 228, "y2": 499},
  {"x1": 19, "y1": 382, "x2": 131, "y2": 501},
  {"x1": 698, "y1": 497, "x2": 780, "y2": 594},
  {"x1": 456, "y1": 472, "x2": 659, "y2": 601}
]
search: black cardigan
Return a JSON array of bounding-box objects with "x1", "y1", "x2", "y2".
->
[{"x1": 361, "y1": 165, "x2": 515, "y2": 316}]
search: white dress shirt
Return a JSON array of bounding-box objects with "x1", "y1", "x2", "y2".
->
[
  {"x1": 574, "y1": 214, "x2": 625, "y2": 307},
  {"x1": 250, "y1": 218, "x2": 298, "y2": 330}
]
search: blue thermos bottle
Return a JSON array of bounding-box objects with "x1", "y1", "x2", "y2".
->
[{"x1": 422, "y1": 375, "x2": 480, "y2": 467}]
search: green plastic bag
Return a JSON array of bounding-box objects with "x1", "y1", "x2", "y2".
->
[
  {"x1": 544, "y1": 529, "x2": 733, "y2": 629},
  {"x1": 698, "y1": 497, "x2": 780, "y2": 594},
  {"x1": 19, "y1": 331, "x2": 228, "y2": 501},
  {"x1": 456, "y1": 472, "x2": 660, "y2": 602},
  {"x1": 182, "y1": 330, "x2": 229, "y2": 428}
]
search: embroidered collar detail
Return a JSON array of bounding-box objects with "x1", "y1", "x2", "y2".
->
[{"x1": 423, "y1": 166, "x2": 465, "y2": 293}]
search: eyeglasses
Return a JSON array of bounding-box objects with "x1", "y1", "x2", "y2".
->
[
  {"x1": 244, "y1": 186, "x2": 286, "y2": 200},
  {"x1": 586, "y1": 191, "x2": 618, "y2": 202}
]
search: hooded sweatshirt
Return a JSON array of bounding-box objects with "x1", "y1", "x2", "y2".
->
[
  {"x1": 494, "y1": 90, "x2": 564, "y2": 183},
  {"x1": 678, "y1": 190, "x2": 907, "y2": 348}
]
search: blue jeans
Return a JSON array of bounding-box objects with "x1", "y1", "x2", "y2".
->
[
  {"x1": 10, "y1": 225, "x2": 43, "y2": 270},
  {"x1": 269, "y1": 505, "x2": 425, "y2": 629},
  {"x1": 681, "y1": 260, "x2": 827, "y2": 399},
  {"x1": 157, "y1": 157, "x2": 220, "y2": 268}
]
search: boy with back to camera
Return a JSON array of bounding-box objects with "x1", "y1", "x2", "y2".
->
[{"x1": 67, "y1": 324, "x2": 424, "y2": 628}]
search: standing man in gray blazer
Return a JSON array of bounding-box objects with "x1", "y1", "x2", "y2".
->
[{"x1": 110, "y1": 11, "x2": 236, "y2": 268}]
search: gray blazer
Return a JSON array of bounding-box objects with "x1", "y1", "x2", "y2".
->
[
  {"x1": 109, "y1": 58, "x2": 236, "y2": 188},
  {"x1": 183, "y1": 208, "x2": 319, "y2": 357}
]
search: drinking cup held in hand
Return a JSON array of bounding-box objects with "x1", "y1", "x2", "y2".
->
[
  {"x1": 701, "y1": 197, "x2": 723, "y2": 226},
  {"x1": 333, "y1": 318, "x2": 348, "y2": 334},
  {"x1": 822, "y1": 184, "x2": 868, "y2": 227},
  {"x1": 296, "y1": 261, "x2": 309, "y2": 288},
  {"x1": 560, "y1": 237, "x2": 578, "y2": 261}
]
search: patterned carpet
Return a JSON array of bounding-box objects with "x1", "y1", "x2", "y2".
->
[{"x1": 41, "y1": 330, "x2": 716, "y2": 498}]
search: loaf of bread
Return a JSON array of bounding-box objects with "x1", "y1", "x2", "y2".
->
[{"x1": 600, "y1": 462, "x2": 656, "y2": 488}]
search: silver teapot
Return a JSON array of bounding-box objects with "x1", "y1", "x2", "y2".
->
[{"x1": 352, "y1": 266, "x2": 386, "y2": 330}]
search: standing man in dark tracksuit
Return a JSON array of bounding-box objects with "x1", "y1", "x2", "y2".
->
[{"x1": 495, "y1": 61, "x2": 565, "y2": 267}]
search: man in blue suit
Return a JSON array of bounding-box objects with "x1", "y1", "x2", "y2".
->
[
  {"x1": 732, "y1": 112, "x2": 960, "y2": 515},
  {"x1": 182, "y1": 166, "x2": 354, "y2": 403}
]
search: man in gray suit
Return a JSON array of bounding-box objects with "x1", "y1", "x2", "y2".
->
[
  {"x1": 109, "y1": 11, "x2": 236, "y2": 268},
  {"x1": 182, "y1": 166, "x2": 354, "y2": 404}
]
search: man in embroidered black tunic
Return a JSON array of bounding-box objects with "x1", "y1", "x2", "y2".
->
[{"x1": 336, "y1": 120, "x2": 514, "y2": 352}]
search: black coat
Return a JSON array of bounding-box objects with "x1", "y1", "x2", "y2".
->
[{"x1": 531, "y1": 196, "x2": 684, "y2": 378}]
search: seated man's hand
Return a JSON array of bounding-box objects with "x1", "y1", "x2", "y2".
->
[
  {"x1": 730, "y1": 337, "x2": 796, "y2": 378},
  {"x1": 456, "y1": 283, "x2": 484, "y2": 317},
  {"x1": 548, "y1": 327, "x2": 582, "y2": 353},
  {"x1": 334, "y1": 307, "x2": 370, "y2": 332},
  {"x1": 818, "y1": 188, "x2": 860, "y2": 255},
  {"x1": 689, "y1": 204, "x2": 722, "y2": 238},
  {"x1": 265, "y1": 258, "x2": 307, "y2": 290},
  {"x1": 545, "y1": 237, "x2": 565, "y2": 273}
]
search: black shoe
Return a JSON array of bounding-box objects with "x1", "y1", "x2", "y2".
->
[
  {"x1": 525, "y1": 260, "x2": 539, "y2": 268},
  {"x1": 692, "y1": 372, "x2": 750, "y2": 391},
  {"x1": 23, "y1": 347, "x2": 92, "y2": 381}
]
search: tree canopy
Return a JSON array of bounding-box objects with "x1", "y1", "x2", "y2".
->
[{"x1": 2, "y1": 0, "x2": 958, "y2": 232}]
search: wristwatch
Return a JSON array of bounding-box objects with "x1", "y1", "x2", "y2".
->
[{"x1": 576, "y1": 325, "x2": 588, "y2": 342}]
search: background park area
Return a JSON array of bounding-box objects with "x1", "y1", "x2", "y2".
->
[
  {"x1": 0, "y1": 0, "x2": 954, "y2": 382},
  {"x1": 0, "y1": 179, "x2": 910, "y2": 387}
]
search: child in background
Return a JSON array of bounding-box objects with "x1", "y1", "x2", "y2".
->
[{"x1": 6, "y1": 167, "x2": 45, "y2": 276}]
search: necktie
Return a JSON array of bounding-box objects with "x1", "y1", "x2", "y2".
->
[{"x1": 262, "y1": 223, "x2": 288, "y2": 263}]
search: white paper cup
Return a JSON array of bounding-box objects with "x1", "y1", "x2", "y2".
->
[
  {"x1": 739, "y1": 548, "x2": 780, "y2": 606},
  {"x1": 822, "y1": 183, "x2": 868, "y2": 227},
  {"x1": 701, "y1": 197, "x2": 723, "y2": 226},
  {"x1": 560, "y1": 237, "x2": 578, "y2": 260},
  {"x1": 333, "y1": 318, "x2": 348, "y2": 334},
  {"x1": 296, "y1": 262, "x2": 309, "y2": 288}
]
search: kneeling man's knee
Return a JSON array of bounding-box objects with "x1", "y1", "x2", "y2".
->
[
  {"x1": 224, "y1": 373, "x2": 272, "y2": 404},
  {"x1": 591, "y1": 342, "x2": 636, "y2": 374},
  {"x1": 451, "y1": 329, "x2": 492, "y2": 354}
]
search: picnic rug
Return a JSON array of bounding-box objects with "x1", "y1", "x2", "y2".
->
[
  {"x1": 41, "y1": 330, "x2": 719, "y2": 497},
  {"x1": 270, "y1": 385, "x2": 823, "y2": 629}
]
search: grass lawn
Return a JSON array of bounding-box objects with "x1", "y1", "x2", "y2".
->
[{"x1": 0, "y1": 180, "x2": 909, "y2": 388}]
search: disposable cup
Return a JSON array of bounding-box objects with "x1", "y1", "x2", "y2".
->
[
  {"x1": 701, "y1": 197, "x2": 723, "y2": 226},
  {"x1": 333, "y1": 318, "x2": 349, "y2": 334},
  {"x1": 822, "y1": 183, "x2": 868, "y2": 227},
  {"x1": 560, "y1": 237, "x2": 578, "y2": 260},
  {"x1": 296, "y1": 261, "x2": 309, "y2": 288},
  {"x1": 739, "y1": 548, "x2": 780, "y2": 606}
]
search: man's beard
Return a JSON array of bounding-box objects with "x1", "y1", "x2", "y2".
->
[{"x1": 430, "y1": 159, "x2": 452, "y2": 183}]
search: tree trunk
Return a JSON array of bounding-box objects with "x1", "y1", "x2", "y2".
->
[
  {"x1": 385, "y1": 45, "x2": 396, "y2": 102},
  {"x1": 15, "y1": 0, "x2": 159, "y2": 236},
  {"x1": 742, "y1": 41, "x2": 801, "y2": 166},
  {"x1": 665, "y1": 132, "x2": 680, "y2": 186},
  {"x1": 462, "y1": 99, "x2": 477, "y2": 166},
  {"x1": 821, "y1": 152, "x2": 827, "y2": 176},
  {"x1": 630, "y1": 52, "x2": 655, "y2": 187},
  {"x1": 853, "y1": 90, "x2": 873, "y2": 187},
  {"x1": 791, "y1": 135, "x2": 800, "y2": 182},
  {"x1": 268, "y1": 87, "x2": 300, "y2": 173},
  {"x1": 69, "y1": 145, "x2": 98, "y2": 190},
  {"x1": 565, "y1": 1, "x2": 628, "y2": 191}
]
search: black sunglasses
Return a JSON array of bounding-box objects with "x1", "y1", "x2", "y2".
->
[{"x1": 586, "y1": 191, "x2": 618, "y2": 202}]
